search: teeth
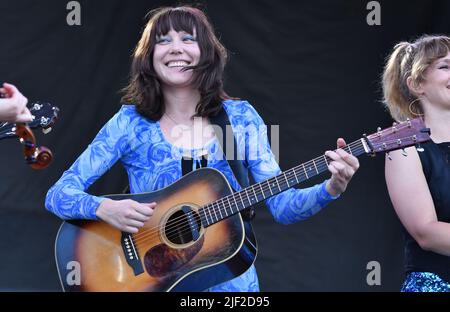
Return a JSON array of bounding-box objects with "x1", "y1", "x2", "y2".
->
[{"x1": 167, "y1": 61, "x2": 189, "y2": 67}]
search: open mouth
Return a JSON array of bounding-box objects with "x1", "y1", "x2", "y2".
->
[{"x1": 165, "y1": 60, "x2": 191, "y2": 68}]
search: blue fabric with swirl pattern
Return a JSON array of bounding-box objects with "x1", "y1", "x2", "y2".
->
[{"x1": 45, "y1": 99, "x2": 337, "y2": 291}]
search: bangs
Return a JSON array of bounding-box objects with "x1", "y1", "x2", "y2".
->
[
  {"x1": 420, "y1": 36, "x2": 450, "y2": 63},
  {"x1": 153, "y1": 8, "x2": 199, "y2": 37},
  {"x1": 411, "y1": 35, "x2": 450, "y2": 81},
  {"x1": 123, "y1": 5, "x2": 230, "y2": 120}
]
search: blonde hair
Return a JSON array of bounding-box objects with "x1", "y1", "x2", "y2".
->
[{"x1": 382, "y1": 35, "x2": 450, "y2": 121}]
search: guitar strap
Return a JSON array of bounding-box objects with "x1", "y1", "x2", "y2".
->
[{"x1": 210, "y1": 106, "x2": 256, "y2": 222}]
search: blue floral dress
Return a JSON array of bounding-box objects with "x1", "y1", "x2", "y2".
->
[{"x1": 46, "y1": 99, "x2": 337, "y2": 291}]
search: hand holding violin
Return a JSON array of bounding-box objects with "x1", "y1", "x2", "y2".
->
[
  {"x1": 0, "y1": 83, "x2": 34, "y2": 123},
  {"x1": 0, "y1": 83, "x2": 60, "y2": 169}
]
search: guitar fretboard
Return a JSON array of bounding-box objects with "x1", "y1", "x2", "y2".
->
[{"x1": 198, "y1": 139, "x2": 367, "y2": 227}]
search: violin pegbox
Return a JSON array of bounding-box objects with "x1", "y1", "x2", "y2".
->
[
  {"x1": 0, "y1": 100, "x2": 59, "y2": 169},
  {"x1": 28, "y1": 102, "x2": 60, "y2": 132}
]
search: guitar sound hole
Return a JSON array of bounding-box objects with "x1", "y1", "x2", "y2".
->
[{"x1": 165, "y1": 206, "x2": 202, "y2": 245}]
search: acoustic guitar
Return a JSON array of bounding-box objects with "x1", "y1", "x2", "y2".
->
[{"x1": 55, "y1": 118, "x2": 430, "y2": 291}]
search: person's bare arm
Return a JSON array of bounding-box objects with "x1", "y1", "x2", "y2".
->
[{"x1": 385, "y1": 146, "x2": 450, "y2": 256}]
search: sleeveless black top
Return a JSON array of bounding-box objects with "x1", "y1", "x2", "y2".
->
[{"x1": 403, "y1": 140, "x2": 450, "y2": 282}]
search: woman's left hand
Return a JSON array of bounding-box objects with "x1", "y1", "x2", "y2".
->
[{"x1": 325, "y1": 138, "x2": 360, "y2": 197}]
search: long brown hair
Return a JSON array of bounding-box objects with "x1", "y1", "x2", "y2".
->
[
  {"x1": 382, "y1": 35, "x2": 450, "y2": 121},
  {"x1": 121, "y1": 6, "x2": 231, "y2": 120}
]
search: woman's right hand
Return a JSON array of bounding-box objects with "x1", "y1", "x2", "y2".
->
[{"x1": 96, "y1": 198, "x2": 156, "y2": 233}]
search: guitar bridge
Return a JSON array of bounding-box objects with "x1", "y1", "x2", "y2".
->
[{"x1": 121, "y1": 232, "x2": 144, "y2": 276}]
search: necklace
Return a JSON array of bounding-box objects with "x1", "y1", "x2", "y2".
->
[{"x1": 164, "y1": 112, "x2": 196, "y2": 127}]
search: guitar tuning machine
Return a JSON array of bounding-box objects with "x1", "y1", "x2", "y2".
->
[
  {"x1": 401, "y1": 149, "x2": 408, "y2": 157},
  {"x1": 42, "y1": 127, "x2": 52, "y2": 134},
  {"x1": 406, "y1": 118, "x2": 412, "y2": 128},
  {"x1": 386, "y1": 152, "x2": 392, "y2": 161},
  {"x1": 416, "y1": 143, "x2": 425, "y2": 152},
  {"x1": 392, "y1": 122, "x2": 398, "y2": 133}
]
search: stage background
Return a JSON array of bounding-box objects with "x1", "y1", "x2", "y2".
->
[{"x1": 1, "y1": 0, "x2": 449, "y2": 291}]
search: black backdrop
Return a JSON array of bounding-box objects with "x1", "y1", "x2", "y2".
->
[{"x1": 0, "y1": 0, "x2": 449, "y2": 291}]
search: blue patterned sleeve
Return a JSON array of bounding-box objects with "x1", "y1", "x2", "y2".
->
[
  {"x1": 45, "y1": 106, "x2": 132, "y2": 220},
  {"x1": 239, "y1": 101, "x2": 338, "y2": 225}
]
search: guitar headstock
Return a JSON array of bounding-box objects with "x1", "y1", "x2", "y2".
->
[{"x1": 364, "y1": 118, "x2": 431, "y2": 155}]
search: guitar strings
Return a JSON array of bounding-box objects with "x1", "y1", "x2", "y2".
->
[
  {"x1": 135, "y1": 144, "x2": 366, "y2": 249},
  {"x1": 132, "y1": 144, "x2": 368, "y2": 250},
  {"x1": 136, "y1": 130, "x2": 426, "y2": 247},
  {"x1": 136, "y1": 130, "x2": 422, "y2": 247},
  {"x1": 128, "y1": 121, "x2": 421, "y2": 246},
  {"x1": 132, "y1": 140, "x2": 366, "y2": 244},
  {"x1": 131, "y1": 140, "x2": 366, "y2": 246}
]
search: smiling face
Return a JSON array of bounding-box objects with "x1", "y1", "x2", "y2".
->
[
  {"x1": 122, "y1": 6, "x2": 229, "y2": 121},
  {"x1": 420, "y1": 52, "x2": 450, "y2": 110},
  {"x1": 153, "y1": 29, "x2": 200, "y2": 88}
]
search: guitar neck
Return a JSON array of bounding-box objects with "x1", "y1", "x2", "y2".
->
[{"x1": 199, "y1": 139, "x2": 368, "y2": 227}]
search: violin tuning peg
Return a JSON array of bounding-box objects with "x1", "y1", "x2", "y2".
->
[{"x1": 42, "y1": 127, "x2": 52, "y2": 134}]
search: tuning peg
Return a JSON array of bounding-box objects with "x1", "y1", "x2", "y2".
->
[
  {"x1": 386, "y1": 152, "x2": 392, "y2": 160},
  {"x1": 42, "y1": 127, "x2": 52, "y2": 134},
  {"x1": 377, "y1": 127, "x2": 382, "y2": 136},
  {"x1": 392, "y1": 122, "x2": 397, "y2": 133},
  {"x1": 416, "y1": 143, "x2": 424, "y2": 152},
  {"x1": 401, "y1": 149, "x2": 408, "y2": 157}
]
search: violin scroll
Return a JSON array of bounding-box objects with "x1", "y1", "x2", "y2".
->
[{"x1": 15, "y1": 123, "x2": 53, "y2": 169}]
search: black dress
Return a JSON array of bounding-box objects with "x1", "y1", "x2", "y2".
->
[{"x1": 402, "y1": 140, "x2": 450, "y2": 283}]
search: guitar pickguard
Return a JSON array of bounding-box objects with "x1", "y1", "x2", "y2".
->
[{"x1": 144, "y1": 235, "x2": 204, "y2": 278}]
